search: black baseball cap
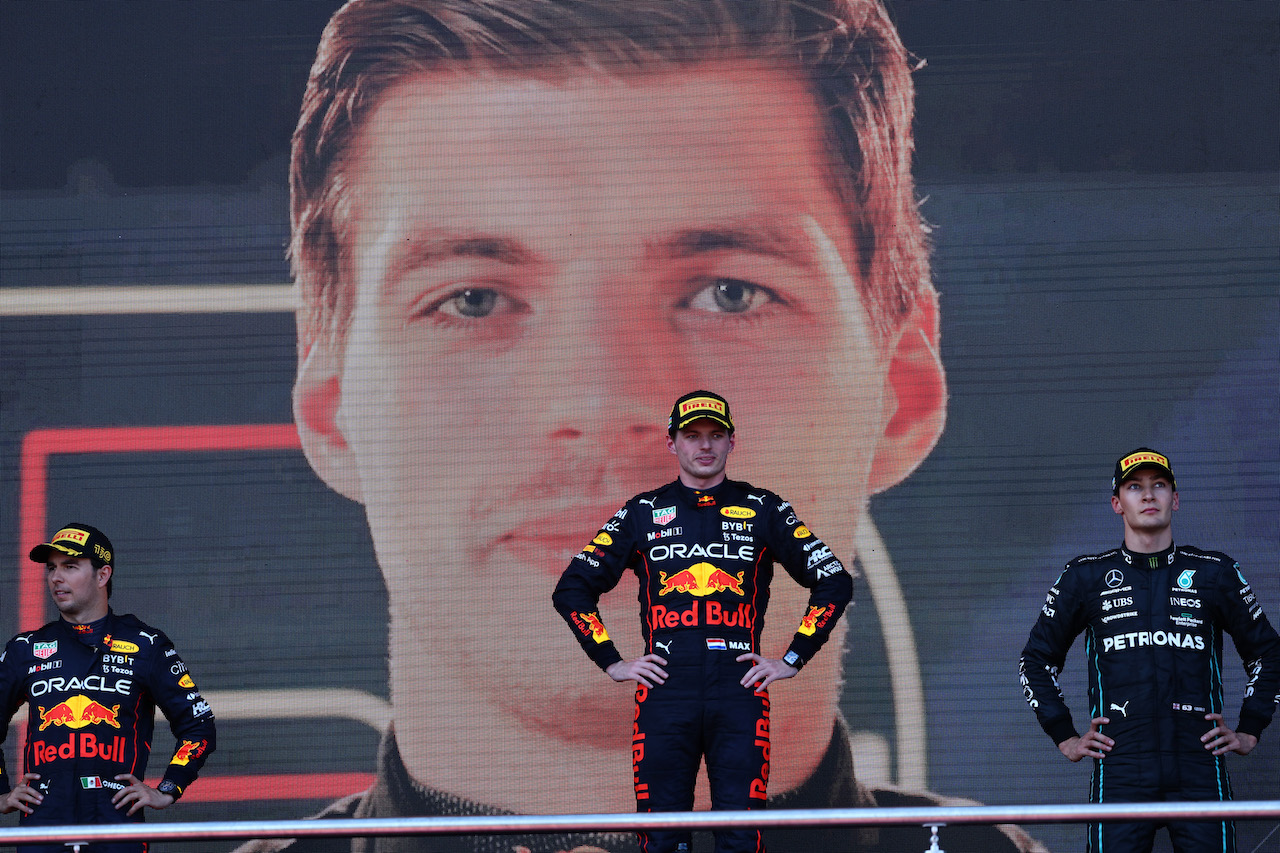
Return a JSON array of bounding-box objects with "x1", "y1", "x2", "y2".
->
[
  {"x1": 1112, "y1": 448, "x2": 1176, "y2": 494},
  {"x1": 669, "y1": 390, "x2": 734, "y2": 434},
  {"x1": 29, "y1": 523, "x2": 114, "y2": 566}
]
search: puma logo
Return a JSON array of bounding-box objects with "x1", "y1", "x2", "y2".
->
[
  {"x1": 655, "y1": 640, "x2": 673, "y2": 655},
  {"x1": 139, "y1": 631, "x2": 159, "y2": 644},
  {"x1": 639, "y1": 498, "x2": 656, "y2": 507},
  {"x1": 1109, "y1": 701, "x2": 1130, "y2": 718},
  {"x1": 748, "y1": 494, "x2": 765, "y2": 504}
]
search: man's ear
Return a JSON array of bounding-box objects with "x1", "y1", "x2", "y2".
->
[
  {"x1": 866, "y1": 294, "x2": 948, "y2": 495},
  {"x1": 97, "y1": 564, "x2": 112, "y2": 591},
  {"x1": 293, "y1": 337, "x2": 365, "y2": 504}
]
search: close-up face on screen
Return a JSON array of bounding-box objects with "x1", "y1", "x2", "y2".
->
[{"x1": 1, "y1": 2, "x2": 1276, "y2": 852}]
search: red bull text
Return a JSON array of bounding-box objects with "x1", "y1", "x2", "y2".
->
[
  {"x1": 171, "y1": 740, "x2": 207, "y2": 765},
  {"x1": 632, "y1": 685, "x2": 649, "y2": 801},
  {"x1": 647, "y1": 600, "x2": 754, "y2": 630},
  {"x1": 750, "y1": 690, "x2": 771, "y2": 800},
  {"x1": 797, "y1": 603, "x2": 835, "y2": 636},
  {"x1": 572, "y1": 611, "x2": 611, "y2": 644},
  {"x1": 31, "y1": 733, "x2": 127, "y2": 765}
]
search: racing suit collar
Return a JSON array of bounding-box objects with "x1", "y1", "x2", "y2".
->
[
  {"x1": 56, "y1": 607, "x2": 117, "y2": 637},
  {"x1": 673, "y1": 477, "x2": 731, "y2": 506},
  {"x1": 1119, "y1": 542, "x2": 1177, "y2": 567}
]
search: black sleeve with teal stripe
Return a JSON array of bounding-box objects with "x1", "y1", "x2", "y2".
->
[
  {"x1": 1019, "y1": 563, "x2": 1089, "y2": 746},
  {"x1": 1208, "y1": 554, "x2": 1280, "y2": 740}
]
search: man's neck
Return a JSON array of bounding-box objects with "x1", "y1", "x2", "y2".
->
[
  {"x1": 678, "y1": 471, "x2": 726, "y2": 490},
  {"x1": 1123, "y1": 529, "x2": 1173, "y2": 554},
  {"x1": 61, "y1": 604, "x2": 109, "y2": 625}
]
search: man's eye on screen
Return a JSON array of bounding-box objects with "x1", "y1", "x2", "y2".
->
[
  {"x1": 427, "y1": 287, "x2": 508, "y2": 319},
  {"x1": 682, "y1": 278, "x2": 780, "y2": 314}
]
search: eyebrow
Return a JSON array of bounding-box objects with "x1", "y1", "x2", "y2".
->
[
  {"x1": 387, "y1": 231, "x2": 537, "y2": 284},
  {"x1": 385, "y1": 220, "x2": 812, "y2": 285},
  {"x1": 646, "y1": 222, "x2": 812, "y2": 267}
]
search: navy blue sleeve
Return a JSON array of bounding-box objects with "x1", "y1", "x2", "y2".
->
[
  {"x1": 766, "y1": 497, "x2": 853, "y2": 669},
  {"x1": 0, "y1": 637, "x2": 26, "y2": 796},
  {"x1": 147, "y1": 633, "x2": 216, "y2": 796},
  {"x1": 552, "y1": 503, "x2": 638, "y2": 671}
]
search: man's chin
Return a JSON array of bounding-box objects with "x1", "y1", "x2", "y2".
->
[{"x1": 506, "y1": 685, "x2": 633, "y2": 749}]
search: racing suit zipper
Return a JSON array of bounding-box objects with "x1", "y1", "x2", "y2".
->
[{"x1": 1147, "y1": 555, "x2": 1174, "y2": 790}]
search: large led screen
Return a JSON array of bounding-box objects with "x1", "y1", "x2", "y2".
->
[{"x1": 2, "y1": 3, "x2": 1277, "y2": 852}]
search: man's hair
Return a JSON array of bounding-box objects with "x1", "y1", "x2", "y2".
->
[{"x1": 292, "y1": 0, "x2": 931, "y2": 353}]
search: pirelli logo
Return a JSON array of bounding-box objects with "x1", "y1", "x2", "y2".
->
[
  {"x1": 680, "y1": 398, "x2": 726, "y2": 417},
  {"x1": 1120, "y1": 451, "x2": 1168, "y2": 473},
  {"x1": 53, "y1": 528, "x2": 90, "y2": 545}
]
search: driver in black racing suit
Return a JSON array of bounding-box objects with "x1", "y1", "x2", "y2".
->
[
  {"x1": 1, "y1": 523, "x2": 216, "y2": 853},
  {"x1": 554, "y1": 391, "x2": 853, "y2": 853},
  {"x1": 1019, "y1": 449, "x2": 1280, "y2": 853}
]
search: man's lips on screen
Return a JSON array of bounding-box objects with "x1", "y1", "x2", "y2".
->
[{"x1": 496, "y1": 505, "x2": 626, "y2": 575}]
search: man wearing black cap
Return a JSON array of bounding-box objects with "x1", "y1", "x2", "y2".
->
[
  {"x1": 1019, "y1": 450, "x2": 1280, "y2": 853},
  {"x1": 0, "y1": 523, "x2": 216, "y2": 851},
  {"x1": 554, "y1": 391, "x2": 854, "y2": 853}
]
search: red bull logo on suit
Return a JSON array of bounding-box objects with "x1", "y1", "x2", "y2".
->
[
  {"x1": 657, "y1": 562, "x2": 745, "y2": 597},
  {"x1": 37, "y1": 695, "x2": 121, "y2": 730}
]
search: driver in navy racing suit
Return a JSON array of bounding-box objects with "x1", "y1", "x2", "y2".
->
[
  {"x1": 554, "y1": 391, "x2": 853, "y2": 853},
  {"x1": 0, "y1": 523, "x2": 216, "y2": 853}
]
